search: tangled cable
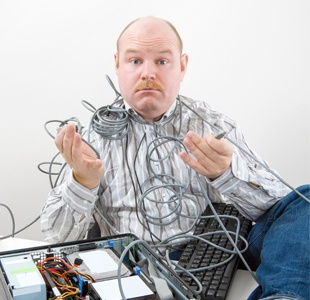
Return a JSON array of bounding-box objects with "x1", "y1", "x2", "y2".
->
[
  {"x1": 138, "y1": 135, "x2": 200, "y2": 228},
  {"x1": 84, "y1": 98, "x2": 131, "y2": 140}
]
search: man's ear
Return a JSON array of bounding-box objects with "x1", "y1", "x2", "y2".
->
[
  {"x1": 114, "y1": 53, "x2": 119, "y2": 70},
  {"x1": 180, "y1": 53, "x2": 188, "y2": 81}
]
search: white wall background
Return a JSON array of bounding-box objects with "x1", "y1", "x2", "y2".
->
[{"x1": 0, "y1": 0, "x2": 309, "y2": 242}]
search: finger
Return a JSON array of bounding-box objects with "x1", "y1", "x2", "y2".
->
[
  {"x1": 72, "y1": 134, "x2": 101, "y2": 168},
  {"x1": 205, "y1": 135, "x2": 233, "y2": 175},
  {"x1": 184, "y1": 132, "x2": 232, "y2": 165},
  {"x1": 71, "y1": 132, "x2": 84, "y2": 165},
  {"x1": 205, "y1": 135, "x2": 233, "y2": 156},
  {"x1": 183, "y1": 131, "x2": 217, "y2": 164},
  {"x1": 63, "y1": 124, "x2": 78, "y2": 162},
  {"x1": 182, "y1": 131, "x2": 233, "y2": 179},
  {"x1": 54, "y1": 125, "x2": 66, "y2": 152},
  {"x1": 179, "y1": 151, "x2": 212, "y2": 175},
  {"x1": 80, "y1": 138, "x2": 99, "y2": 159}
]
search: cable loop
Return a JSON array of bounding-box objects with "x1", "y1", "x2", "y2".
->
[
  {"x1": 91, "y1": 103, "x2": 130, "y2": 140},
  {"x1": 137, "y1": 136, "x2": 198, "y2": 228}
]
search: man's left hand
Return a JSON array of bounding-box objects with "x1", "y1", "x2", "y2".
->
[{"x1": 180, "y1": 131, "x2": 233, "y2": 180}]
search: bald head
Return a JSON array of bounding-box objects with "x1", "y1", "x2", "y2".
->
[
  {"x1": 114, "y1": 16, "x2": 188, "y2": 123},
  {"x1": 116, "y1": 17, "x2": 183, "y2": 54}
]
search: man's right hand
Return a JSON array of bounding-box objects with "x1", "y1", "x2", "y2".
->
[{"x1": 55, "y1": 123, "x2": 104, "y2": 189}]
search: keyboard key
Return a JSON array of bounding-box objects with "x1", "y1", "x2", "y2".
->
[{"x1": 177, "y1": 203, "x2": 252, "y2": 300}]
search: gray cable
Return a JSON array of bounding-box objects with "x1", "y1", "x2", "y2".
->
[
  {"x1": 38, "y1": 76, "x2": 307, "y2": 292},
  {"x1": 0, "y1": 215, "x2": 40, "y2": 240},
  {"x1": 181, "y1": 100, "x2": 310, "y2": 204},
  {"x1": 0, "y1": 203, "x2": 15, "y2": 238},
  {"x1": 225, "y1": 135, "x2": 310, "y2": 204},
  {"x1": 196, "y1": 174, "x2": 258, "y2": 283},
  {"x1": 94, "y1": 206, "x2": 120, "y2": 235},
  {"x1": 117, "y1": 239, "x2": 174, "y2": 300}
]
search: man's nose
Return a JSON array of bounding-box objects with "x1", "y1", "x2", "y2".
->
[{"x1": 141, "y1": 61, "x2": 156, "y2": 81}]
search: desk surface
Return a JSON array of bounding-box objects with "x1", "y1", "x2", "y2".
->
[
  {"x1": 0, "y1": 237, "x2": 48, "y2": 252},
  {"x1": 0, "y1": 237, "x2": 258, "y2": 300}
]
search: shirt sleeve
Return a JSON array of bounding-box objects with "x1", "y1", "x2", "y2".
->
[
  {"x1": 207, "y1": 126, "x2": 291, "y2": 221},
  {"x1": 40, "y1": 167, "x2": 99, "y2": 243}
]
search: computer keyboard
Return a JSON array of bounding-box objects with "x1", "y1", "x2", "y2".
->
[{"x1": 177, "y1": 203, "x2": 252, "y2": 300}]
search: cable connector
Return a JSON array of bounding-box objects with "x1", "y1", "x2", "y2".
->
[
  {"x1": 215, "y1": 131, "x2": 227, "y2": 139},
  {"x1": 134, "y1": 266, "x2": 141, "y2": 275},
  {"x1": 74, "y1": 257, "x2": 83, "y2": 266}
]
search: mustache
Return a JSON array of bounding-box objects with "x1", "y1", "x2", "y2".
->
[{"x1": 134, "y1": 81, "x2": 163, "y2": 92}]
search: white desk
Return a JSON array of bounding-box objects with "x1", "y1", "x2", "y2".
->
[
  {"x1": 0, "y1": 237, "x2": 258, "y2": 300},
  {"x1": 0, "y1": 237, "x2": 48, "y2": 252},
  {"x1": 226, "y1": 269, "x2": 258, "y2": 299}
]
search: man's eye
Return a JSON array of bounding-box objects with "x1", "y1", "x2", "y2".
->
[
  {"x1": 131, "y1": 59, "x2": 140, "y2": 65},
  {"x1": 158, "y1": 60, "x2": 167, "y2": 65}
]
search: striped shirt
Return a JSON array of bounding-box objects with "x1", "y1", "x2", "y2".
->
[{"x1": 40, "y1": 95, "x2": 290, "y2": 243}]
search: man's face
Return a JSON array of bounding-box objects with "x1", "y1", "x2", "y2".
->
[{"x1": 115, "y1": 18, "x2": 188, "y2": 122}]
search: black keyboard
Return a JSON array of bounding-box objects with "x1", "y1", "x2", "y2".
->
[{"x1": 177, "y1": 203, "x2": 252, "y2": 300}]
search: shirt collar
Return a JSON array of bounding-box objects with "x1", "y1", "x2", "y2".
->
[{"x1": 123, "y1": 99, "x2": 177, "y2": 123}]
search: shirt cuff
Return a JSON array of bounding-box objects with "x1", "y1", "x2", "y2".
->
[
  {"x1": 66, "y1": 170, "x2": 100, "y2": 208},
  {"x1": 207, "y1": 153, "x2": 248, "y2": 195}
]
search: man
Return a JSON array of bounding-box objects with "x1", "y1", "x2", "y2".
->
[{"x1": 41, "y1": 16, "x2": 309, "y2": 299}]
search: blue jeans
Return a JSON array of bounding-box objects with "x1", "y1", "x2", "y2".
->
[{"x1": 244, "y1": 185, "x2": 310, "y2": 300}]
